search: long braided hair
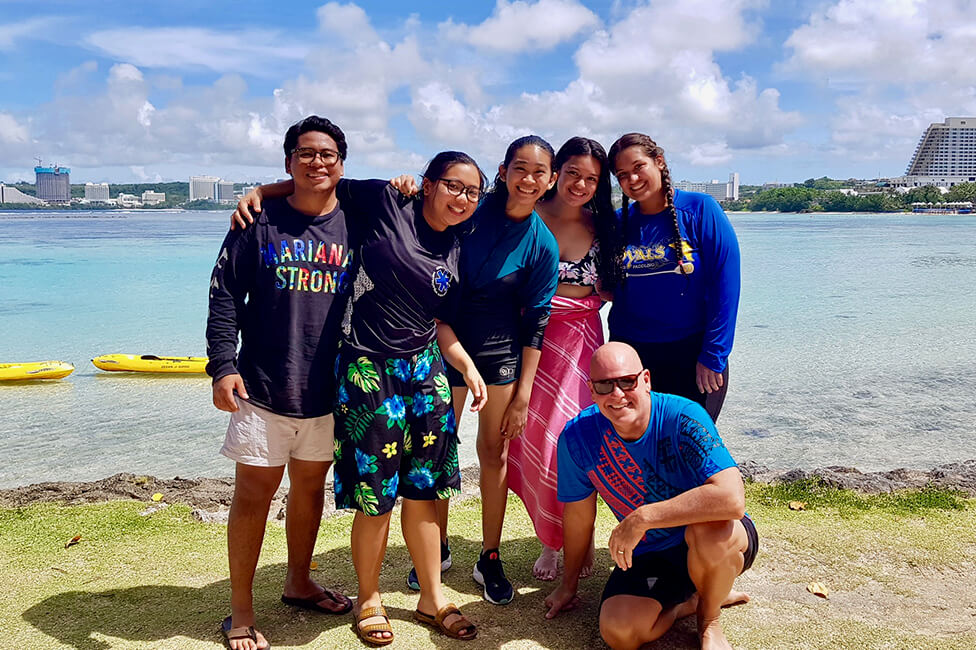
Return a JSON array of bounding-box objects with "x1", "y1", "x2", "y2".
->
[
  {"x1": 608, "y1": 133, "x2": 690, "y2": 288},
  {"x1": 543, "y1": 136, "x2": 622, "y2": 289}
]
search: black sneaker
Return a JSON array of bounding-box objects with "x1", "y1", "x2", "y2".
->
[
  {"x1": 406, "y1": 541, "x2": 453, "y2": 591},
  {"x1": 472, "y1": 548, "x2": 514, "y2": 605}
]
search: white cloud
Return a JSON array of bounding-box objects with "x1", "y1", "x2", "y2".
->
[
  {"x1": 0, "y1": 112, "x2": 29, "y2": 144},
  {"x1": 0, "y1": 16, "x2": 57, "y2": 50},
  {"x1": 439, "y1": 0, "x2": 599, "y2": 52},
  {"x1": 84, "y1": 27, "x2": 309, "y2": 75},
  {"x1": 781, "y1": 0, "x2": 976, "y2": 169},
  {"x1": 317, "y1": 2, "x2": 380, "y2": 44},
  {"x1": 783, "y1": 0, "x2": 976, "y2": 85},
  {"x1": 412, "y1": 0, "x2": 798, "y2": 170}
]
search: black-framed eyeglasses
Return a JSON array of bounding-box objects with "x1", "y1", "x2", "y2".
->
[
  {"x1": 438, "y1": 178, "x2": 481, "y2": 202},
  {"x1": 292, "y1": 147, "x2": 341, "y2": 165},
  {"x1": 590, "y1": 372, "x2": 643, "y2": 395}
]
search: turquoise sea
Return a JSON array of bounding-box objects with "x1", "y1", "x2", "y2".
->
[{"x1": 1, "y1": 210, "x2": 974, "y2": 488}]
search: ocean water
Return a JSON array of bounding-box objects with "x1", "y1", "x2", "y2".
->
[{"x1": 1, "y1": 210, "x2": 974, "y2": 488}]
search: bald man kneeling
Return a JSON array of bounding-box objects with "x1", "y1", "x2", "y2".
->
[{"x1": 544, "y1": 342, "x2": 757, "y2": 650}]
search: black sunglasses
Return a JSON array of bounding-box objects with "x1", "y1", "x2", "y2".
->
[{"x1": 590, "y1": 372, "x2": 643, "y2": 395}]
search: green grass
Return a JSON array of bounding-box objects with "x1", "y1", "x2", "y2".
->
[{"x1": 1, "y1": 483, "x2": 974, "y2": 649}]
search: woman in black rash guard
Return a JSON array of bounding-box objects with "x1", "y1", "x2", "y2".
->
[
  {"x1": 232, "y1": 153, "x2": 487, "y2": 644},
  {"x1": 397, "y1": 136, "x2": 559, "y2": 606}
]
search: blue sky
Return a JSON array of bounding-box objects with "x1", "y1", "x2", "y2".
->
[{"x1": 1, "y1": 0, "x2": 975, "y2": 185}]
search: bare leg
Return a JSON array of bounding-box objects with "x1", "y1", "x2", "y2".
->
[
  {"x1": 282, "y1": 459, "x2": 349, "y2": 610},
  {"x1": 351, "y1": 510, "x2": 393, "y2": 642},
  {"x1": 402, "y1": 498, "x2": 469, "y2": 632},
  {"x1": 427, "y1": 387, "x2": 469, "y2": 548},
  {"x1": 685, "y1": 519, "x2": 749, "y2": 650},
  {"x1": 477, "y1": 383, "x2": 518, "y2": 550},
  {"x1": 579, "y1": 529, "x2": 596, "y2": 578},
  {"x1": 600, "y1": 593, "x2": 704, "y2": 650},
  {"x1": 227, "y1": 463, "x2": 284, "y2": 650},
  {"x1": 599, "y1": 595, "x2": 666, "y2": 650}
]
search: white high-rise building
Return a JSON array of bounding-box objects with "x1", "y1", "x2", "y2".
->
[
  {"x1": 891, "y1": 117, "x2": 976, "y2": 188},
  {"x1": 189, "y1": 175, "x2": 220, "y2": 201},
  {"x1": 217, "y1": 180, "x2": 236, "y2": 203},
  {"x1": 142, "y1": 190, "x2": 165, "y2": 205},
  {"x1": 674, "y1": 173, "x2": 739, "y2": 202},
  {"x1": 85, "y1": 182, "x2": 110, "y2": 202}
]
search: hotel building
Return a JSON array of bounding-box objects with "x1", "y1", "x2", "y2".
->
[
  {"x1": 85, "y1": 182, "x2": 110, "y2": 202},
  {"x1": 674, "y1": 173, "x2": 740, "y2": 202},
  {"x1": 891, "y1": 117, "x2": 976, "y2": 188},
  {"x1": 35, "y1": 165, "x2": 71, "y2": 203}
]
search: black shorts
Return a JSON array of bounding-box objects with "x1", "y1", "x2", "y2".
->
[
  {"x1": 445, "y1": 337, "x2": 519, "y2": 386},
  {"x1": 600, "y1": 515, "x2": 759, "y2": 610}
]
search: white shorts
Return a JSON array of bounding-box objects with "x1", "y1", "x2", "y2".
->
[{"x1": 220, "y1": 398, "x2": 335, "y2": 467}]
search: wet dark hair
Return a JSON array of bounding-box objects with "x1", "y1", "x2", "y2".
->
[
  {"x1": 544, "y1": 136, "x2": 623, "y2": 289},
  {"x1": 484, "y1": 135, "x2": 555, "y2": 212},
  {"x1": 282, "y1": 115, "x2": 347, "y2": 160},
  {"x1": 421, "y1": 151, "x2": 487, "y2": 192},
  {"x1": 608, "y1": 133, "x2": 688, "y2": 287}
]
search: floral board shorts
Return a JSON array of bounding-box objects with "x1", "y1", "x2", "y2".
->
[{"x1": 333, "y1": 339, "x2": 461, "y2": 516}]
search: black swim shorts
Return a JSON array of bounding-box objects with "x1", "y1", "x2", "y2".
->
[{"x1": 600, "y1": 515, "x2": 758, "y2": 610}]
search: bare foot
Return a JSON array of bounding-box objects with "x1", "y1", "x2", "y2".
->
[
  {"x1": 578, "y1": 536, "x2": 595, "y2": 578},
  {"x1": 676, "y1": 590, "x2": 750, "y2": 621},
  {"x1": 722, "y1": 590, "x2": 750, "y2": 608},
  {"x1": 698, "y1": 616, "x2": 733, "y2": 650},
  {"x1": 533, "y1": 545, "x2": 559, "y2": 581}
]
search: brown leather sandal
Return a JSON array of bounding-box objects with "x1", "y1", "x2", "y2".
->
[
  {"x1": 414, "y1": 602, "x2": 477, "y2": 640},
  {"x1": 354, "y1": 605, "x2": 394, "y2": 647},
  {"x1": 221, "y1": 616, "x2": 270, "y2": 649}
]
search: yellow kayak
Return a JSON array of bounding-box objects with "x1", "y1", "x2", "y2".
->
[
  {"x1": 0, "y1": 361, "x2": 75, "y2": 381},
  {"x1": 91, "y1": 354, "x2": 208, "y2": 374}
]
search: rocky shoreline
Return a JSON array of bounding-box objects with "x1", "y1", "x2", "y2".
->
[{"x1": 2, "y1": 460, "x2": 975, "y2": 523}]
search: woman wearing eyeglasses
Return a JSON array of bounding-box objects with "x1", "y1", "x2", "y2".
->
[
  {"x1": 505, "y1": 136, "x2": 618, "y2": 582},
  {"x1": 606, "y1": 133, "x2": 740, "y2": 421},
  {"x1": 231, "y1": 152, "x2": 487, "y2": 644}
]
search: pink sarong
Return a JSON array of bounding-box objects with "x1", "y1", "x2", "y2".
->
[{"x1": 508, "y1": 294, "x2": 604, "y2": 550}]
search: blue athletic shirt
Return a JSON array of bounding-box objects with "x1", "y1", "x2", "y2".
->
[
  {"x1": 557, "y1": 393, "x2": 737, "y2": 555},
  {"x1": 447, "y1": 196, "x2": 559, "y2": 353},
  {"x1": 608, "y1": 190, "x2": 740, "y2": 373}
]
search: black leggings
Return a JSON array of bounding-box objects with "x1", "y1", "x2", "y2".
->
[{"x1": 610, "y1": 331, "x2": 729, "y2": 422}]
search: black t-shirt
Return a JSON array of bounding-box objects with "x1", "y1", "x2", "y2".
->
[
  {"x1": 338, "y1": 180, "x2": 460, "y2": 356},
  {"x1": 206, "y1": 197, "x2": 350, "y2": 417}
]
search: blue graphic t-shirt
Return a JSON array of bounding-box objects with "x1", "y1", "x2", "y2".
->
[
  {"x1": 557, "y1": 393, "x2": 736, "y2": 554},
  {"x1": 206, "y1": 197, "x2": 351, "y2": 417},
  {"x1": 338, "y1": 180, "x2": 461, "y2": 356},
  {"x1": 608, "y1": 190, "x2": 740, "y2": 373}
]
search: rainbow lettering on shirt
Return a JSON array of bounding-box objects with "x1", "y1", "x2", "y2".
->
[{"x1": 262, "y1": 238, "x2": 353, "y2": 294}]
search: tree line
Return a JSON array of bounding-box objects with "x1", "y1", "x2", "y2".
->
[{"x1": 725, "y1": 182, "x2": 976, "y2": 213}]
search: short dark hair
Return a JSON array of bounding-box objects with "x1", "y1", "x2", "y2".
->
[{"x1": 282, "y1": 115, "x2": 347, "y2": 160}]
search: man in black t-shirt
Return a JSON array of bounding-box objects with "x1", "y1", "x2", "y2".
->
[{"x1": 206, "y1": 116, "x2": 353, "y2": 650}]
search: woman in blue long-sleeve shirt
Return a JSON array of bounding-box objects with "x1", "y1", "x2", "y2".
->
[{"x1": 606, "y1": 132, "x2": 740, "y2": 421}]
